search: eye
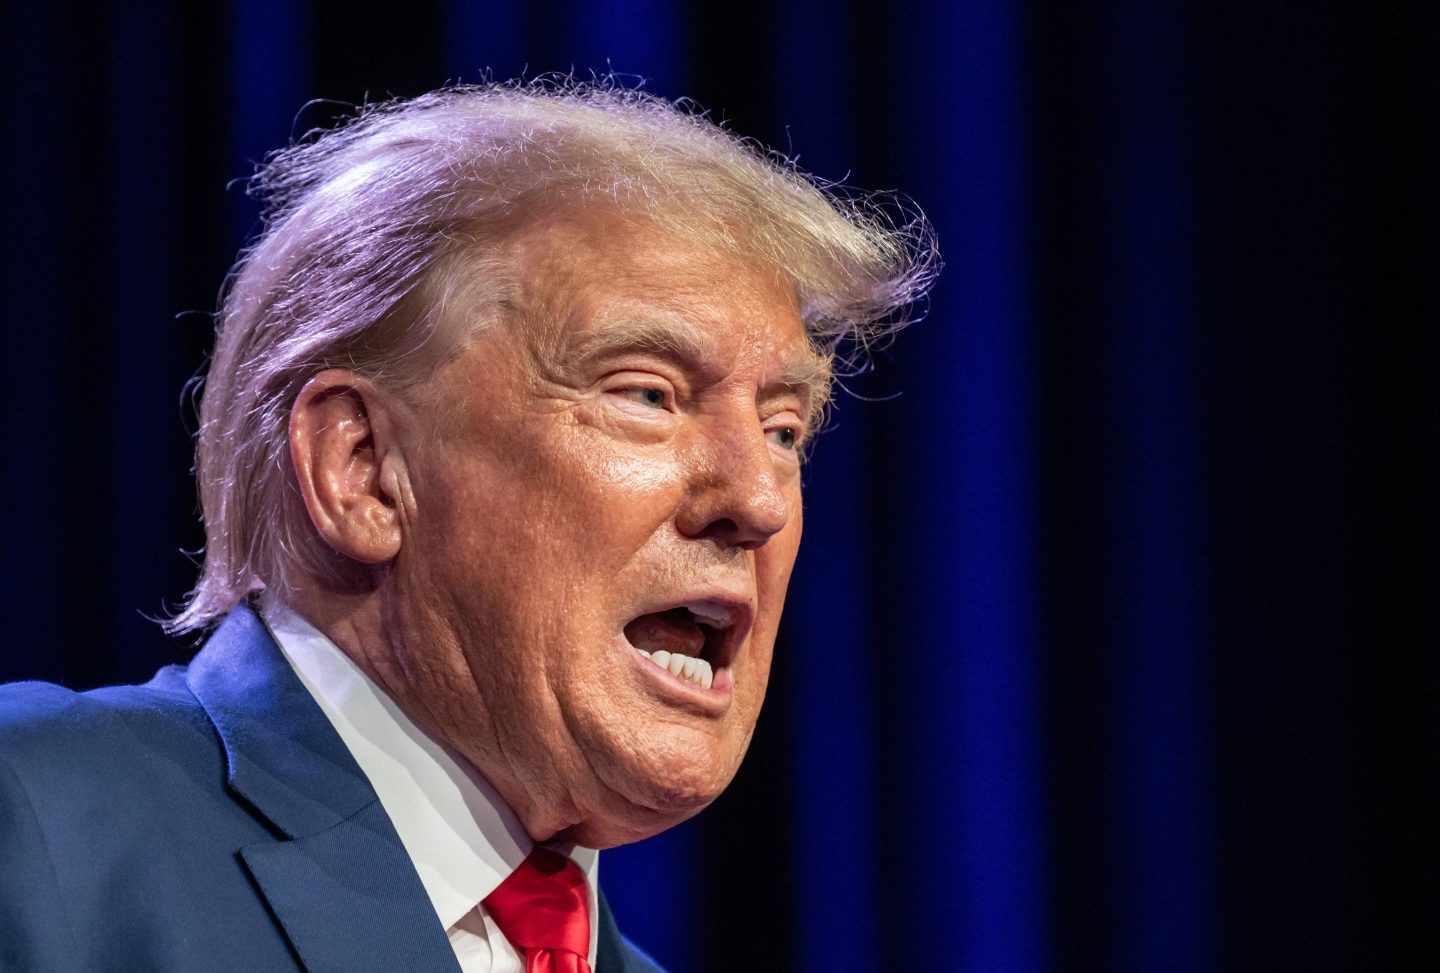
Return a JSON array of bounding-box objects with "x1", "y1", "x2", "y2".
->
[
  {"x1": 630, "y1": 387, "x2": 667, "y2": 408},
  {"x1": 612, "y1": 383, "x2": 674, "y2": 410},
  {"x1": 767, "y1": 425, "x2": 800, "y2": 451}
]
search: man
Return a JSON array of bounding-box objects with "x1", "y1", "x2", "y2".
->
[{"x1": 0, "y1": 83, "x2": 933, "y2": 971}]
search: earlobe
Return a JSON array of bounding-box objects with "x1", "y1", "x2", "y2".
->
[{"x1": 289, "y1": 370, "x2": 406, "y2": 566}]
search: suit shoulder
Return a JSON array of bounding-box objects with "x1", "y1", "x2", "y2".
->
[
  {"x1": 0, "y1": 667, "x2": 213, "y2": 777},
  {"x1": 0, "y1": 680, "x2": 99, "y2": 756}
]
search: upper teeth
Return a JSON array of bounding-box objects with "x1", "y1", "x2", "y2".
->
[
  {"x1": 636, "y1": 649, "x2": 714, "y2": 689},
  {"x1": 686, "y1": 602, "x2": 733, "y2": 629}
]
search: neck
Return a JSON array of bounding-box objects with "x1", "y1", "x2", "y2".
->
[{"x1": 283, "y1": 583, "x2": 589, "y2": 844}]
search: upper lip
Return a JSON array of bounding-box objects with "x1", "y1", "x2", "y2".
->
[{"x1": 626, "y1": 589, "x2": 755, "y2": 668}]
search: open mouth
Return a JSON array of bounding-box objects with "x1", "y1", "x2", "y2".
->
[{"x1": 623, "y1": 601, "x2": 738, "y2": 690}]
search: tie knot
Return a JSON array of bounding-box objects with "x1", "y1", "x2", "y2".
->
[{"x1": 483, "y1": 847, "x2": 591, "y2": 965}]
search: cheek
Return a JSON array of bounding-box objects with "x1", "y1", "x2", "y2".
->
[
  {"x1": 570, "y1": 441, "x2": 689, "y2": 547},
  {"x1": 518, "y1": 436, "x2": 705, "y2": 592},
  {"x1": 426, "y1": 424, "x2": 684, "y2": 552}
]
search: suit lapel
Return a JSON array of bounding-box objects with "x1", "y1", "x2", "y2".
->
[
  {"x1": 186, "y1": 606, "x2": 460, "y2": 973},
  {"x1": 240, "y1": 801, "x2": 460, "y2": 973}
]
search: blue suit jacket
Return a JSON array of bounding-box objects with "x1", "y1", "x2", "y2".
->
[{"x1": 0, "y1": 607, "x2": 663, "y2": 972}]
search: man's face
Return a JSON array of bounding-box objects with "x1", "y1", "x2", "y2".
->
[{"x1": 388, "y1": 211, "x2": 821, "y2": 847}]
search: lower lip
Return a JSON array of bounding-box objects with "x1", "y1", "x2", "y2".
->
[{"x1": 619, "y1": 636, "x2": 733, "y2": 713}]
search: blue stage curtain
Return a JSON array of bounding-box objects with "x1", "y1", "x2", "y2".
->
[{"x1": 1, "y1": 1, "x2": 1433, "y2": 968}]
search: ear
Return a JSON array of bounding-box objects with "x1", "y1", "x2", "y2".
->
[{"x1": 288, "y1": 370, "x2": 410, "y2": 565}]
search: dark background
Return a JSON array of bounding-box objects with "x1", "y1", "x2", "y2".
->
[{"x1": 1, "y1": 1, "x2": 1435, "y2": 969}]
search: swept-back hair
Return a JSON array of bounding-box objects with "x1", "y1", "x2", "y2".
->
[{"x1": 170, "y1": 80, "x2": 938, "y2": 633}]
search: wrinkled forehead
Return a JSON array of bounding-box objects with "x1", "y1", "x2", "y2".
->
[{"x1": 501, "y1": 207, "x2": 831, "y2": 381}]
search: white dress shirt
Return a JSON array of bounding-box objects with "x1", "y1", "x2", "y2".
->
[{"x1": 263, "y1": 604, "x2": 600, "y2": 973}]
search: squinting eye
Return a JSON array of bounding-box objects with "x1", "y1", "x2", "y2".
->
[
  {"x1": 768, "y1": 427, "x2": 799, "y2": 450},
  {"x1": 621, "y1": 387, "x2": 669, "y2": 409}
]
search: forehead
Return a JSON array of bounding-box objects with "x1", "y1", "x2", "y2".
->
[{"x1": 504, "y1": 209, "x2": 823, "y2": 379}]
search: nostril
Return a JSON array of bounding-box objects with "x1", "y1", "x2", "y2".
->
[{"x1": 685, "y1": 514, "x2": 783, "y2": 551}]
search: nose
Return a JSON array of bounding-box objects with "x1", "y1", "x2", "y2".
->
[{"x1": 675, "y1": 420, "x2": 792, "y2": 550}]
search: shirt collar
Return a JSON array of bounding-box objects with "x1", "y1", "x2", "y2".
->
[{"x1": 262, "y1": 603, "x2": 600, "y2": 953}]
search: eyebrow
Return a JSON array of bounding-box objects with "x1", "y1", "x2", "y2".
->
[
  {"x1": 556, "y1": 317, "x2": 831, "y2": 412},
  {"x1": 559, "y1": 318, "x2": 717, "y2": 369}
]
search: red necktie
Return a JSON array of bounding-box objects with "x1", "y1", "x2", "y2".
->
[{"x1": 482, "y1": 847, "x2": 592, "y2": 973}]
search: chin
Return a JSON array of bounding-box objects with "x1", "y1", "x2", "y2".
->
[
  {"x1": 565, "y1": 802, "x2": 704, "y2": 849},
  {"x1": 574, "y1": 740, "x2": 745, "y2": 848}
]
